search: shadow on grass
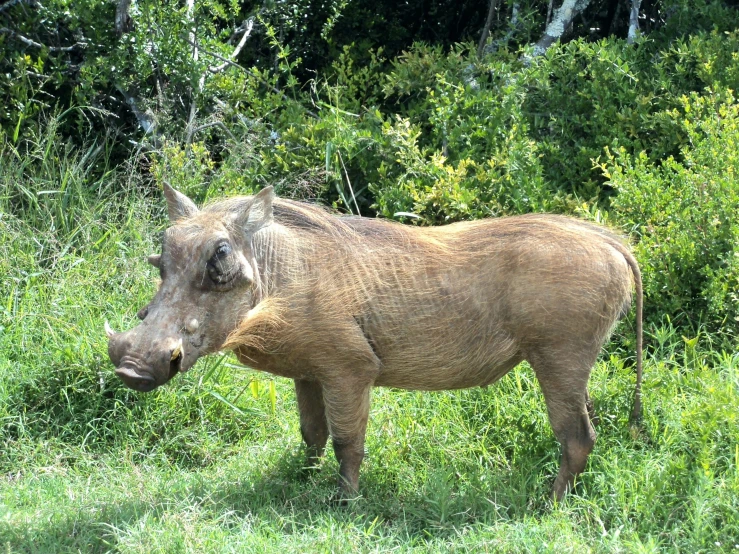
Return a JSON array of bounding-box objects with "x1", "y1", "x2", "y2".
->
[{"x1": 0, "y1": 445, "x2": 560, "y2": 553}]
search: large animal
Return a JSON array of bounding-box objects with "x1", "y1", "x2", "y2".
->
[{"x1": 107, "y1": 184, "x2": 643, "y2": 500}]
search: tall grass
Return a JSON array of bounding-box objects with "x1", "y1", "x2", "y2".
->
[
  {"x1": 0, "y1": 116, "x2": 274, "y2": 467},
  {"x1": 0, "y1": 121, "x2": 737, "y2": 552}
]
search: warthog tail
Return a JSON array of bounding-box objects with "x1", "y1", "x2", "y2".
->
[
  {"x1": 630, "y1": 256, "x2": 644, "y2": 424},
  {"x1": 605, "y1": 237, "x2": 644, "y2": 425},
  {"x1": 618, "y1": 244, "x2": 643, "y2": 425}
]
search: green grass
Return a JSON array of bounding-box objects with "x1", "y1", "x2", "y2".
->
[{"x1": 0, "y1": 126, "x2": 738, "y2": 553}]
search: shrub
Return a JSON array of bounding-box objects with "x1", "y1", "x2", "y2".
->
[
  {"x1": 606, "y1": 89, "x2": 739, "y2": 336},
  {"x1": 369, "y1": 44, "x2": 559, "y2": 223}
]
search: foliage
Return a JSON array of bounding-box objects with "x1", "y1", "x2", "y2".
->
[
  {"x1": 605, "y1": 90, "x2": 739, "y2": 335},
  {"x1": 4, "y1": 0, "x2": 739, "y2": 325},
  {"x1": 0, "y1": 121, "x2": 279, "y2": 467},
  {"x1": 523, "y1": 38, "x2": 679, "y2": 200},
  {"x1": 369, "y1": 44, "x2": 554, "y2": 222},
  {"x1": 2, "y1": 2, "x2": 739, "y2": 551}
]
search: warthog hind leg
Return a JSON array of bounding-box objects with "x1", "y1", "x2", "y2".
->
[
  {"x1": 295, "y1": 378, "x2": 329, "y2": 468},
  {"x1": 530, "y1": 356, "x2": 597, "y2": 500},
  {"x1": 585, "y1": 389, "x2": 599, "y2": 426}
]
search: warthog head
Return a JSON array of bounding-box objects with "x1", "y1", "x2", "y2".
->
[{"x1": 107, "y1": 184, "x2": 274, "y2": 392}]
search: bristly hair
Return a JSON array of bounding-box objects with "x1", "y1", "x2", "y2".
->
[{"x1": 221, "y1": 295, "x2": 290, "y2": 354}]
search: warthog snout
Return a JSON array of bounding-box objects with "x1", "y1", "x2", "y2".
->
[{"x1": 107, "y1": 321, "x2": 183, "y2": 392}]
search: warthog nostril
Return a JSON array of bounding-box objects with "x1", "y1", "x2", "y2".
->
[{"x1": 136, "y1": 305, "x2": 149, "y2": 320}]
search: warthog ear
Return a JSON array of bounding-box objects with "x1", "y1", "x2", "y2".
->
[
  {"x1": 239, "y1": 186, "x2": 275, "y2": 233},
  {"x1": 163, "y1": 182, "x2": 199, "y2": 222}
]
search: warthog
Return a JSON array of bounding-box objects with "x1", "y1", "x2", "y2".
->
[{"x1": 107, "y1": 184, "x2": 643, "y2": 500}]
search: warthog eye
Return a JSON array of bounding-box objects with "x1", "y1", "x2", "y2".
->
[
  {"x1": 207, "y1": 242, "x2": 238, "y2": 286},
  {"x1": 214, "y1": 243, "x2": 231, "y2": 258}
]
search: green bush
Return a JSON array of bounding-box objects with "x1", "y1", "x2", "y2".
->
[
  {"x1": 370, "y1": 44, "x2": 554, "y2": 222},
  {"x1": 606, "y1": 89, "x2": 739, "y2": 336},
  {"x1": 5, "y1": 0, "x2": 739, "y2": 336},
  {"x1": 524, "y1": 37, "x2": 685, "y2": 201}
]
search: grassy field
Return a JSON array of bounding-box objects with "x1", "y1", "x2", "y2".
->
[{"x1": 1, "y1": 129, "x2": 738, "y2": 553}]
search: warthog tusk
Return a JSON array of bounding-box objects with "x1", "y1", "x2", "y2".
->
[
  {"x1": 104, "y1": 321, "x2": 116, "y2": 338},
  {"x1": 171, "y1": 339, "x2": 183, "y2": 361}
]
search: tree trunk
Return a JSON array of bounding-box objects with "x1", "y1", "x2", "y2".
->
[
  {"x1": 546, "y1": 0, "x2": 556, "y2": 26},
  {"x1": 532, "y1": 0, "x2": 591, "y2": 57},
  {"x1": 115, "y1": 0, "x2": 133, "y2": 36},
  {"x1": 627, "y1": 0, "x2": 643, "y2": 44}
]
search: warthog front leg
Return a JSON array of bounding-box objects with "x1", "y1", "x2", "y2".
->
[
  {"x1": 322, "y1": 378, "x2": 373, "y2": 500},
  {"x1": 294, "y1": 378, "x2": 329, "y2": 467}
]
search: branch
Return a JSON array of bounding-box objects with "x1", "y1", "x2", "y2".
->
[
  {"x1": 603, "y1": 0, "x2": 620, "y2": 36},
  {"x1": 546, "y1": 0, "x2": 555, "y2": 25},
  {"x1": 0, "y1": 26, "x2": 86, "y2": 51},
  {"x1": 187, "y1": 0, "x2": 197, "y2": 62},
  {"x1": 115, "y1": 85, "x2": 161, "y2": 148},
  {"x1": 532, "y1": 0, "x2": 591, "y2": 57},
  {"x1": 191, "y1": 121, "x2": 237, "y2": 141},
  {"x1": 477, "y1": 0, "x2": 499, "y2": 58},
  {"x1": 200, "y1": 43, "x2": 247, "y2": 72},
  {"x1": 209, "y1": 18, "x2": 254, "y2": 73},
  {"x1": 482, "y1": 2, "x2": 521, "y2": 56},
  {"x1": 184, "y1": 0, "x2": 199, "y2": 145},
  {"x1": 183, "y1": 36, "x2": 318, "y2": 119},
  {"x1": 627, "y1": 0, "x2": 642, "y2": 44},
  {"x1": 0, "y1": 0, "x2": 31, "y2": 14},
  {"x1": 185, "y1": 100, "x2": 198, "y2": 145}
]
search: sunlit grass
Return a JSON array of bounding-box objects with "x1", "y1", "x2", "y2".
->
[{"x1": 0, "y1": 126, "x2": 737, "y2": 552}]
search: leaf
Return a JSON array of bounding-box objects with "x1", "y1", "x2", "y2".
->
[
  {"x1": 206, "y1": 390, "x2": 246, "y2": 417},
  {"x1": 269, "y1": 380, "x2": 277, "y2": 413},
  {"x1": 682, "y1": 335, "x2": 699, "y2": 349},
  {"x1": 13, "y1": 112, "x2": 23, "y2": 145}
]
